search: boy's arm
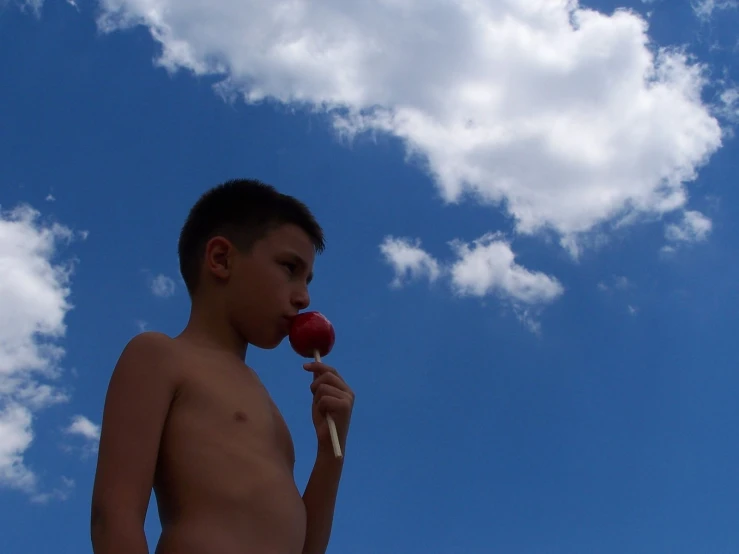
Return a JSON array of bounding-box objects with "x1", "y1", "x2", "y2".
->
[
  {"x1": 301, "y1": 361, "x2": 355, "y2": 554},
  {"x1": 90, "y1": 332, "x2": 178, "y2": 554},
  {"x1": 301, "y1": 450, "x2": 344, "y2": 554},
  {"x1": 303, "y1": 362, "x2": 354, "y2": 554}
]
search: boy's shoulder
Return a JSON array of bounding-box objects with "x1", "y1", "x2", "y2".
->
[
  {"x1": 120, "y1": 330, "x2": 176, "y2": 358},
  {"x1": 126, "y1": 329, "x2": 172, "y2": 344},
  {"x1": 114, "y1": 331, "x2": 183, "y2": 380}
]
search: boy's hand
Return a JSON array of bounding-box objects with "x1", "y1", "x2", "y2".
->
[{"x1": 304, "y1": 362, "x2": 354, "y2": 457}]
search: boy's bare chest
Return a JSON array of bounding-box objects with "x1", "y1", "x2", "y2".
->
[{"x1": 167, "y1": 364, "x2": 296, "y2": 466}]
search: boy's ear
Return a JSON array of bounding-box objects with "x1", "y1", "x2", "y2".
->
[{"x1": 204, "y1": 236, "x2": 235, "y2": 280}]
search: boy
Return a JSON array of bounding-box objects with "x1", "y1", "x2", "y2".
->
[{"x1": 90, "y1": 179, "x2": 355, "y2": 554}]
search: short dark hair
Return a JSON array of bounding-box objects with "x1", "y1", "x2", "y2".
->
[{"x1": 178, "y1": 178, "x2": 325, "y2": 297}]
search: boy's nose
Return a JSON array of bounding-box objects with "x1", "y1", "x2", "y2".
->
[{"x1": 291, "y1": 289, "x2": 310, "y2": 311}]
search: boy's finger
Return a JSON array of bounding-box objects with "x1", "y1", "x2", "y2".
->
[
  {"x1": 310, "y1": 371, "x2": 347, "y2": 392},
  {"x1": 312, "y1": 383, "x2": 348, "y2": 400},
  {"x1": 303, "y1": 362, "x2": 338, "y2": 374}
]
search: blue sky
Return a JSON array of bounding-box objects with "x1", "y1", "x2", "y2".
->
[{"x1": 1, "y1": 0, "x2": 738, "y2": 552}]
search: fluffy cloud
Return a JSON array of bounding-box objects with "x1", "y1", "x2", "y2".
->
[
  {"x1": 150, "y1": 273, "x2": 176, "y2": 297},
  {"x1": 691, "y1": 0, "x2": 738, "y2": 19},
  {"x1": 380, "y1": 233, "x2": 563, "y2": 330},
  {"x1": 448, "y1": 234, "x2": 563, "y2": 304},
  {"x1": 379, "y1": 237, "x2": 441, "y2": 288},
  {"x1": 718, "y1": 88, "x2": 739, "y2": 124},
  {"x1": 64, "y1": 415, "x2": 101, "y2": 458},
  {"x1": 665, "y1": 210, "x2": 712, "y2": 244},
  {"x1": 65, "y1": 414, "x2": 100, "y2": 442},
  {"x1": 84, "y1": 0, "x2": 723, "y2": 255},
  {"x1": 0, "y1": 204, "x2": 76, "y2": 498}
]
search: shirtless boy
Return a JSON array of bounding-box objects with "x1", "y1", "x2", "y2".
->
[{"x1": 90, "y1": 179, "x2": 355, "y2": 554}]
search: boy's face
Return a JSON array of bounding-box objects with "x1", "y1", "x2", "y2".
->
[{"x1": 219, "y1": 223, "x2": 316, "y2": 349}]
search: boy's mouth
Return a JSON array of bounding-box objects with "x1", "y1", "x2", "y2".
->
[{"x1": 279, "y1": 316, "x2": 292, "y2": 334}]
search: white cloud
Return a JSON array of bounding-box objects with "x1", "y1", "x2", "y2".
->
[
  {"x1": 615, "y1": 276, "x2": 631, "y2": 290},
  {"x1": 29, "y1": 476, "x2": 75, "y2": 504},
  {"x1": 150, "y1": 274, "x2": 176, "y2": 297},
  {"x1": 64, "y1": 415, "x2": 101, "y2": 458},
  {"x1": 665, "y1": 210, "x2": 712, "y2": 244},
  {"x1": 65, "y1": 415, "x2": 100, "y2": 442},
  {"x1": 660, "y1": 245, "x2": 677, "y2": 256},
  {"x1": 0, "y1": 204, "x2": 77, "y2": 497},
  {"x1": 20, "y1": 0, "x2": 77, "y2": 14},
  {"x1": 82, "y1": 0, "x2": 723, "y2": 255},
  {"x1": 379, "y1": 237, "x2": 441, "y2": 288},
  {"x1": 381, "y1": 233, "x2": 562, "y2": 330},
  {"x1": 598, "y1": 275, "x2": 631, "y2": 292},
  {"x1": 691, "y1": 0, "x2": 738, "y2": 19},
  {"x1": 0, "y1": 404, "x2": 35, "y2": 492},
  {"x1": 718, "y1": 87, "x2": 739, "y2": 123},
  {"x1": 19, "y1": 0, "x2": 44, "y2": 14},
  {"x1": 449, "y1": 234, "x2": 564, "y2": 304}
]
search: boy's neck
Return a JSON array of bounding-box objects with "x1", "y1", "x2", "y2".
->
[{"x1": 177, "y1": 301, "x2": 249, "y2": 361}]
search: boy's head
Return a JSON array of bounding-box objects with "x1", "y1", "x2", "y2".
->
[{"x1": 178, "y1": 178, "x2": 324, "y2": 348}]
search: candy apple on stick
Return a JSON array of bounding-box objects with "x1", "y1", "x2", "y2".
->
[{"x1": 289, "y1": 311, "x2": 342, "y2": 458}]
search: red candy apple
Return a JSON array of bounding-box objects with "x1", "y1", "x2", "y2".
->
[{"x1": 289, "y1": 311, "x2": 335, "y2": 359}]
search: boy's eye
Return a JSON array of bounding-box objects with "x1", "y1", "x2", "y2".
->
[{"x1": 282, "y1": 262, "x2": 297, "y2": 274}]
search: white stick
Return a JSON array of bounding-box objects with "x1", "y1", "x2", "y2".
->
[{"x1": 314, "y1": 350, "x2": 343, "y2": 458}]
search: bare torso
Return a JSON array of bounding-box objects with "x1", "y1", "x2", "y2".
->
[{"x1": 153, "y1": 342, "x2": 306, "y2": 554}]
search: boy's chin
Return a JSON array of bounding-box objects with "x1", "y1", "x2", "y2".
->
[{"x1": 251, "y1": 335, "x2": 285, "y2": 351}]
